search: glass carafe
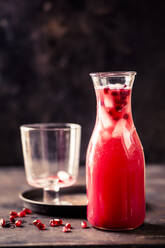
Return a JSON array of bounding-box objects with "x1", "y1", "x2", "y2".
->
[{"x1": 86, "y1": 71, "x2": 145, "y2": 230}]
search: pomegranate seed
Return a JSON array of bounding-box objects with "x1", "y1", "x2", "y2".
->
[
  {"x1": 103, "y1": 87, "x2": 109, "y2": 94},
  {"x1": 65, "y1": 223, "x2": 71, "y2": 229},
  {"x1": 50, "y1": 222, "x2": 55, "y2": 227},
  {"x1": 123, "y1": 113, "x2": 129, "y2": 120},
  {"x1": 120, "y1": 90, "x2": 130, "y2": 99},
  {"x1": 10, "y1": 211, "x2": 18, "y2": 218},
  {"x1": 115, "y1": 98, "x2": 123, "y2": 105},
  {"x1": 81, "y1": 221, "x2": 88, "y2": 228},
  {"x1": 54, "y1": 219, "x2": 63, "y2": 226},
  {"x1": 10, "y1": 216, "x2": 15, "y2": 223},
  {"x1": 58, "y1": 179, "x2": 64, "y2": 183},
  {"x1": 107, "y1": 109, "x2": 113, "y2": 116},
  {"x1": 111, "y1": 91, "x2": 118, "y2": 96},
  {"x1": 18, "y1": 211, "x2": 26, "y2": 217},
  {"x1": 49, "y1": 219, "x2": 55, "y2": 227},
  {"x1": 15, "y1": 220, "x2": 22, "y2": 227},
  {"x1": 57, "y1": 219, "x2": 63, "y2": 225},
  {"x1": 62, "y1": 226, "x2": 71, "y2": 232},
  {"x1": 33, "y1": 219, "x2": 41, "y2": 226},
  {"x1": 23, "y1": 208, "x2": 32, "y2": 214},
  {"x1": 36, "y1": 222, "x2": 45, "y2": 230},
  {"x1": 49, "y1": 219, "x2": 62, "y2": 227},
  {"x1": 115, "y1": 105, "x2": 123, "y2": 112},
  {"x1": 0, "y1": 218, "x2": 6, "y2": 227}
]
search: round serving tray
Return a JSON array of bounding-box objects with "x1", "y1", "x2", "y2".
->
[{"x1": 19, "y1": 185, "x2": 87, "y2": 218}]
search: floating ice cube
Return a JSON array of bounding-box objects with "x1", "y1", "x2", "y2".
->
[
  {"x1": 122, "y1": 125, "x2": 132, "y2": 150},
  {"x1": 100, "y1": 107, "x2": 113, "y2": 129},
  {"x1": 102, "y1": 130, "x2": 111, "y2": 141},
  {"x1": 112, "y1": 119, "x2": 123, "y2": 138},
  {"x1": 104, "y1": 95, "x2": 113, "y2": 108}
]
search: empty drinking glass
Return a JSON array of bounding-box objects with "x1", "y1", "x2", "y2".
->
[{"x1": 20, "y1": 123, "x2": 81, "y2": 204}]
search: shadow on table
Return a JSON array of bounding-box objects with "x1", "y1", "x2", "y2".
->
[
  {"x1": 121, "y1": 202, "x2": 165, "y2": 238},
  {"x1": 146, "y1": 202, "x2": 155, "y2": 212},
  {"x1": 130, "y1": 222, "x2": 165, "y2": 239}
]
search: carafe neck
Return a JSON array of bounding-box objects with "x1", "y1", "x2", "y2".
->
[
  {"x1": 95, "y1": 86, "x2": 133, "y2": 128},
  {"x1": 90, "y1": 72, "x2": 136, "y2": 131}
]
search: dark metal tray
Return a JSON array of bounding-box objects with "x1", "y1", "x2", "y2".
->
[{"x1": 19, "y1": 185, "x2": 87, "y2": 218}]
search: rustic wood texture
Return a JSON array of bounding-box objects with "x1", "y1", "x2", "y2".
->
[{"x1": 0, "y1": 165, "x2": 165, "y2": 247}]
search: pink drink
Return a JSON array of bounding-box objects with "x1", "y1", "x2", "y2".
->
[{"x1": 86, "y1": 85, "x2": 145, "y2": 230}]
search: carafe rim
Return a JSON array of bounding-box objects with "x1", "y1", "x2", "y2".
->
[{"x1": 90, "y1": 71, "x2": 137, "y2": 77}]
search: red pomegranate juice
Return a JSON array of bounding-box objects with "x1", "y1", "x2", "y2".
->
[{"x1": 86, "y1": 86, "x2": 145, "y2": 230}]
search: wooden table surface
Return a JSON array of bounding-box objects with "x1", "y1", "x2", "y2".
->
[{"x1": 0, "y1": 165, "x2": 165, "y2": 247}]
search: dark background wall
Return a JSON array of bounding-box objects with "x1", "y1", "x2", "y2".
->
[{"x1": 0, "y1": 0, "x2": 165, "y2": 166}]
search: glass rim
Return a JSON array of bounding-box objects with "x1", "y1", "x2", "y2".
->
[
  {"x1": 89, "y1": 71, "x2": 137, "y2": 77},
  {"x1": 20, "y1": 123, "x2": 81, "y2": 131}
]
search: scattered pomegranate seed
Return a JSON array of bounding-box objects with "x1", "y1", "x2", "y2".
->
[
  {"x1": 65, "y1": 223, "x2": 71, "y2": 229},
  {"x1": 36, "y1": 222, "x2": 45, "y2": 230},
  {"x1": 53, "y1": 219, "x2": 63, "y2": 226},
  {"x1": 49, "y1": 219, "x2": 55, "y2": 227},
  {"x1": 15, "y1": 220, "x2": 22, "y2": 227},
  {"x1": 0, "y1": 218, "x2": 6, "y2": 227},
  {"x1": 49, "y1": 219, "x2": 63, "y2": 227},
  {"x1": 23, "y1": 208, "x2": 32, "y2": 214},
  {"x1": 57, "y1": 219, "x2": 63, "y2": 225},
  {"x1": 81, "y1": 221, "x2": 88, "y2": 228},
  {"x1": 10, "y1": 216, "x2": 15, "y2": 223},
  {"x1": 18, "y1": 211, "x2": 26, "y2": 218},
  {"x1": 10, "y1": 211, "x2": 18, "y2": 218},
  {"x1": 33, "y1": 219, "x2": 45, "y2": 230},
  {"x1": 62, "y1": 226, "x2": 71, "y2": 232},
  {"x1": 33, "y1": 219, "x2": 41, "y2": 226}
]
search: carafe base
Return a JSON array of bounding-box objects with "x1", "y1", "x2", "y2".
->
[{"x1": 93, "y1": 224, "x2": 142, "y2": 231}]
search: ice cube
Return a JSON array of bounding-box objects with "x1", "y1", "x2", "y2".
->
[
  {"x1": 57, "y1": 171, "x2": 71, "y2": 181},
  {"x1": 122, "y1": 125, "x2": 132, "y2": 150},
  {"x1": 104, "y1": 95, "x2": 113, "y2": 108},
  {"x1": 102, "y1": 130, "x2": 111, "y2": 141},
  {"x1": 100, "y1": 106, "x2": 113, "y2": 129},
  {"x1": 112, "y1": 119, "x2": 123, "y2": 138}
]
